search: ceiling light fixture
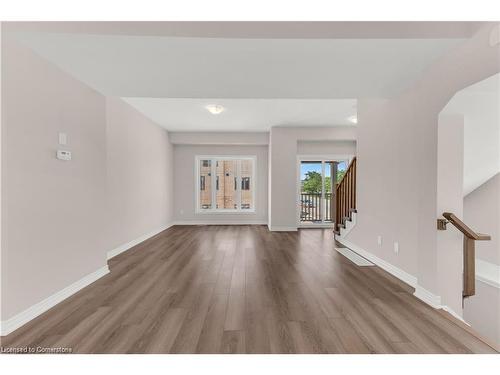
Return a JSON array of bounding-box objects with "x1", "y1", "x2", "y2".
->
[
  {"x1": 205, "y1": 104, "x2": 225, "y2": 115},
  {"x1": 348, "y1": 115, "x2": 358, "y2": 124}
]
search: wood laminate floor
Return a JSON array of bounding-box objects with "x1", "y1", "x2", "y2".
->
[{"x1": 1, "y1": 225, "x2": 497, "y2": 354}]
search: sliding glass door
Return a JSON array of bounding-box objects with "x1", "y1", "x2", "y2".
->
[
  {"x1": 300, "y1": 161, "x2": 323, "y2": 223},
  {"x1": 299, "y1": 159, "x2": 347, "y2": 225}
]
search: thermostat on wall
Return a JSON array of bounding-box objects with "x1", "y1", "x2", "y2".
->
[{"x1": 56, "y1": 150, "x2": 72, "y2": 161}]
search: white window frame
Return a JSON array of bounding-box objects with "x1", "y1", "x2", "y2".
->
[
  {"x1": 195, "y1": 155, "x2": 256, "y2": 214},
  {"x1": 296, "y1": 154, "x2": 354, "y2": 227}
]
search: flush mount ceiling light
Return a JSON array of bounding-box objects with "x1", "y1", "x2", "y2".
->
[
  {"x1": 205, "y1": 104, "x2": 225, "y2": 115},
  {"x1": 348, "y1": 115, "x2": 358, "y2": 124}
]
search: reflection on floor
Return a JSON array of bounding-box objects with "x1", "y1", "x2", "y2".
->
[{"x1": 1, "y1": 226, "x2": 497, "y2": 354}]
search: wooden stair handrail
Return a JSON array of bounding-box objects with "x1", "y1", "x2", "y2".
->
[
  {"x1": 336, "y1": 157, "x2": 357, "y2": 187},
  {"x1": 335, "y1": 157, "x2": 357, "y2": 234},
  {"x1": 442, "y1": 212, "x2": 491, "y2": 240},
  {"x1": 439, "y1": 212, "x2": 491, "y2": 299}
]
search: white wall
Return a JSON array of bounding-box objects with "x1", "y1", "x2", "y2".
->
[
  {"x1": 106, "y1": 97, "x2": 174, "y2": 251},
  {"x1": 1, "y1": 35, "x2": 174, "y2": 327},
  {"x1": 1, "y1": 34, "x2": 108, "y2": 320},
  {"x1": 441, "y1": 75, "x2": 500, "y2": 195},
  {"x1": 463, "y1": 172, "x2": 500, "y2": 346},
  {"x1": 297, "y1": 140, "x2": 356, "y2": 155},
  {"x1": 170, "y1": 131, "x2": 268, "y2": 146},
  {"x1": 346, "y1": 97, "x2": 421, "y2": 276},
  {"x1": 345, "y1": 23, "x2": 500, "y2": 313},
  {"x1": 173, "y1": 145, "x2": 268, "y2": 224},
  {"x1": 436, "y1": 114, "x2": 465, "y2": 317},
  {"x1": 464, "y1": 173, "x2": 500, "y2": 264},
  {"x1": 464, "y1": 281, "x2": 500, "y2": 348},
  {"x1": 268, "y1": 127, "x2": 357, "y2": 231},
  {"x1": 0, "y1": 24, "x2": 3, "y2": 318}
]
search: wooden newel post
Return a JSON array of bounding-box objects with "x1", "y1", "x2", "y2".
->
[
  {"x1": 439, "y1": 212, "x2": 490, "y2": 299},
  {"x1": 463, "y1": 237, "x2": 475, "y2": 298},
  {"x1": 331, "y1": 161, "x2": 338, "y2": 231}
]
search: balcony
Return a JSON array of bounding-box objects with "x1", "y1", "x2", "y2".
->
[{"x1": 300, "y1": 192, "x2": 333, "y2": 223}]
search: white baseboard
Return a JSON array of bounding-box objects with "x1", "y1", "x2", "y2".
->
[
  {"x1": 336, "y1": 237, "x2": 470, "y2": 323},
  {"x1": 174, "y1": 221, "x2": 267, "y2": 226},
  {"x1": 335, "y1": 237, "x2": 418, "y2": 287},
  {"x1": 413, "y1": 287, "x2": 467, "y2": 324},
  {"x1": 298, "y1": 224, "x2": 334, "y2": 229},
  {"x1": 107, "y1": 223, "x2": 173, "y2": 260},
  {"x1": 441, "y1": 305, "x2": 469, "y2": 325},
  {"x1": 413, "y1": 285, "x2": 442, "y2": 308},
  {"x1": 267, "y1": 225, "x2": 298, "y2": 232},
  {"x1": 0, "y1": 265, "x2": 109, "y2": 336}
]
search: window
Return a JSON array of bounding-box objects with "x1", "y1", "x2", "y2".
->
[
  {"x1": 196, "y1": 156, "x2": 255, "y2": 212},
  {"x1": 199, "y1": 159, "x2": 212, "y2": 209},
  {"x1": 241, "y1": 177, "x2": 250, "y2": 190}
]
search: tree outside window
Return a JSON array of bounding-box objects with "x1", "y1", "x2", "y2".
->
[{"x1": 302, "y1": 170, "x2": 346, "y2": 194}]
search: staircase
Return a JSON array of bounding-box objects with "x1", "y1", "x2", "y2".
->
[{"x1": 334, "y1": 157, "x2": 357, "y2": 235}]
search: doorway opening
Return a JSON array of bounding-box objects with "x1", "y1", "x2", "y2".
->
[{"x1": 298, "y1": 157, "x2": 348, "y2": 227}]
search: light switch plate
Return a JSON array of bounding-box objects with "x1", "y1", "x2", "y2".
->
[
  {"x1": 394, "y1": 242, "x2": 399, "y2": 254},
  {"x1": 377, "y1": 236, "x2": 382, "y2": 246},
  {"x1": 58, "y1": 132, "x2": 67, "y2": 145}
]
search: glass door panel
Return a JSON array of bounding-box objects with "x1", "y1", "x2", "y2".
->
[
  {"x1": 299, "y1": 159, "x2": 348, "y2": 225},
  {"x1": 324, "y1": 162, "x2": 335, "y2": 222},
  {"x1": 300, "y1": 161, "x2": 323, "y2": 223},
  {"x1": 240, "y1": 159, "x2": 253, "y2": 210},
  {"x1": 199, "y1": 159, "x2": 212, "y2": 210}
]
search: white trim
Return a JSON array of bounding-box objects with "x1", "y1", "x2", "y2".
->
[
  {"x1": 195, "y1": 155, "x2": 256, "y2": 214},
  {"x1": 336, "y1": 236, "x2": 470, "y2": 323},
  {"x1": 268, "y1": 225, "x2": 298, "y2": 232},
  {"x1": 296, "y1": 154, "x2": 355, "y2": 227},
  {"x1": 321, "y1": 161, "x2": 326, "y2": 221},
  {"x1": 441, "y1": 305, "x2": 469, "y2": 325},
  {"x1": 193, "y1": 210, "x2": 257, "y2": 215},
  {"x1": 174, "y1": 221, "x2": 267, "y2": 226},
  {"x1": 0, "y1": 265, "x2": 109, "y2": 336},
  {"x1": 296, "y1": 156, "x2": 301, "y2": 226},
  {"x1": 106, "y1": 223, "x2": 173, "y2": 260},
  {"x1": 297, "y1": 154, "x2": 354, "y2": 162},
  {"x1": 335, "y1": 237, "x2": 418, "y2": 287},
  {"x1": 413, "y1": 285, "x2": 442, "y2": 308},
  {"x1": 299, "y1": 224, "x2": 334, "y2": 229},
  {"x1": 476, "y1": 258, "x2": 500, "y2": 289}
]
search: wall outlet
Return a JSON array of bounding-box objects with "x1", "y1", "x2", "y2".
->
[
  {"x1": 377, "y1": 235, "x2": 383, "y2": 246},
  {"x1": 56, "y1": 150, "x2": 71, "y2": 161},
  {"x1": 394, "y1": 242, "x2": 399, "y2": 254}
]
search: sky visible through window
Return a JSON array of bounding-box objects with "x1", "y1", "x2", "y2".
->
[{"x1": 300, "y1": 161, "x2": 347, "y2": 180}]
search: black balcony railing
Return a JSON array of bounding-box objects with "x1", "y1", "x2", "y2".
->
[{"x1": 300, "y1": 192, "x2": 333, "y2": 223}]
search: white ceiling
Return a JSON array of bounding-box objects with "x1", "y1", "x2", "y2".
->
[
  {"x1": 122, "y1": 98, "x2": 357, "y2": 131},
  {"x1": 14, "y1": 33, "x2": 464, "y2": 99},
  {"x1": 441, "y1": 73, "x2": 500, "y2": 195},
  {"x1": 5, "y1": 21, "x2": 482, "y2": 39},
  {"x1": 9, "y1": 24, "x2": 469, "y2": 132}
]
